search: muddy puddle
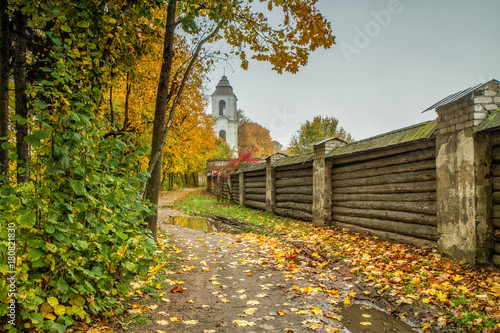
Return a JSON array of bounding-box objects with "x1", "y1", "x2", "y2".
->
[
  {"x1": 164, "y1": 216, "x2": 242, "y2": 234},
  {"x1": 340, "y1": 302, "x2": 416, "y2": 332}
]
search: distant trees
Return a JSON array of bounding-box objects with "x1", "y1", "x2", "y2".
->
[
  {"x1": 289, "y1": 116, "x2": 352, "y2": 155},
  {"x1": 237, "y1": 110, "x2": 277, "y2": 158}
]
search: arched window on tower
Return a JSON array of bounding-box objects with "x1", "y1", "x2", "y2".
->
[
  {"x1": 219, "y1": 100, "x2": 226, "y2": 115},
  {"x1": 219, "y1": 130, "x2": 226, "y2": 142}
]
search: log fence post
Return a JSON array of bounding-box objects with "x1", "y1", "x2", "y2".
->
[
  {"x1": 265, "y1": 153, "x2": 287, "y2": 213},
  {"x1": 239, "y1": 171, "x2": 245, "y2": 206},
  {"x1": 312, "y1": 138, "x2": 346, "y2": 227}
]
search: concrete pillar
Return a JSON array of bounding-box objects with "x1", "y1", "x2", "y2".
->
[
  {"x1": 436, "y1": 80, "x2": 500, "y2": 263},
  {"x1": 265, "y1": 153, "x2": 287, "y2": 213},
  {"x1": 312, "y1": 138, "x2": 347, "y2": 227},
  {"x1": 239, "y1": 172, "x2": 245, "y2": 206}
]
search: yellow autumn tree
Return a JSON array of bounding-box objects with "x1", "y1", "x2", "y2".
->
[{"x1": 107, "y1": 10, "x2": 216, "y2": 184}]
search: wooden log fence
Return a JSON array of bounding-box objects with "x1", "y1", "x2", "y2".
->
[{"x1": 207, "y1": 112, "x2": 500, "y2": 267}]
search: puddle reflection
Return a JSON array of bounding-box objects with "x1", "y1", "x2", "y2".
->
[
  {"x1": 340, "y1": 302, "x2": 415, "y2": 332},
  {"x1": 165, "y1": 216, "x2": 222, "y2": 233}
]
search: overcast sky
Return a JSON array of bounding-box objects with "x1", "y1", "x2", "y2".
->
[{"x1": 206, "y1": 0, "x2": 500, "y2": 147}]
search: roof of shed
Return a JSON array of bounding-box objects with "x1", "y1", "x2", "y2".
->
[
  {"x1": 476, "y1": 107, "x2": 500, "y2": 132},
  {"x1": 273, "y1": 153, "x2": 314, "y2": 168},
  {"x1": 326, "y1": 120, "x2": 437, "y2": 158}
]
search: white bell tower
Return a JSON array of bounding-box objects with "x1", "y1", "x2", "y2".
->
[{"x1": 212, "y1": 75, "x2": 238, "y2": 154}]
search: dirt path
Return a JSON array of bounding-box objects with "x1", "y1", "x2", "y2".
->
[
  {"x1": 157, "y1": 188, "x2": 199, "y2": 219},
  {"x1": 111, "y1": 189, "x2": 420, "y2": 332}
]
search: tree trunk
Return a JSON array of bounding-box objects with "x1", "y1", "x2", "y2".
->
[
  {"x1": 14, "y1": 11, "x2": 28, "y2": 183},
  {"x1": 144, "y1": 0, "x2": 178, "y2": 242},
  {"x1": 0, "y1": 0, "x2": 9, "y2": 182}
]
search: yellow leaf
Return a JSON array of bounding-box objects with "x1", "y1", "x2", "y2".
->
[
  {"x1": 47, "y1": 297, "x2": 59, "y2": 307},
  {"x1": 54, "y1": 304, "x2": 66, "y2": 316},
  {"x1": 436, "y1": 291, "x2": 447, "y2": 302},
  {"x1": 343, "y1": 297, "x2": 350, "y2": 306},
  {"x1": 233, "y1": 320, "x2": 255, "y2": 327},
  {"x1": 422, "y1": 323, "x2": 432, "y2": 331},
  {"x1": 243, "y1": 308, "x2": 258, "y2": 315},
  {"x1": 170, "y1": 317, "x2": 180, "y2": 322},
  {"x1": 187, "y1": 299, "x2": 194, "y2": 303},
  {"x1": 360, "y1": 322, "x2": 372, "y2": 326},
  {"x1": 311, "y1": 307, "x2": 322, "y2": 315},
  {"x1": 183, "y1": 320, "x2": 198, "y2": 325},
  {"x1": 40, "y1": 302, "x2": 53, "y2": 318},
  {"x1": 458, "y1": 286, "x2": 469, "y2": 293},
  {"x1": 362, "y1": 314, "x2": 371, "y2": 318}
]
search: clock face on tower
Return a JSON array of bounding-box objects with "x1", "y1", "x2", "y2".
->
[{"x1": 212, "y1": 75, "x2": 238, "y2": 155}]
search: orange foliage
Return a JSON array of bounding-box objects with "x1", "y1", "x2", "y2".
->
[{"x1": 238, "y1": 122, "x2": 274, "y2": 158}]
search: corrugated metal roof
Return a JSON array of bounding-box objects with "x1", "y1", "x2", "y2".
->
[
  {"x1": 327, "y1": 120, "x2": 437, "y2": 158},
  {"x1": 476, "y1": 107, "x2": 500, "y2": 132},
  {"x1": 422, "y1": 80, "x2": 500, "y2": 112},
  {"x1": 272, "y1": 153, "x2": 314, "y2": 168},
  {"x1": 313, "y1": 137, "x2": 348, "y2": 146}
]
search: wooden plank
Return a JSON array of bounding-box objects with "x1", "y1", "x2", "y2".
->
[
  {"x1": 275, "y1": 186, "x2": 313, "y2": 195},
  {"x1": 245, "y1": 194, "x2": 266, "y2": 202},
  {"x1": 330, "y1": 140, "x2": 436, "y2": 167},
  {"x1": 275, "y1": 176, "x2": 313, "y2": 188},
  {"x1": 243, "y1": 170, "x2": 266, "y2": 177},
  {"x1": 332, "y1": 170, "x2": 436, "y2": 188},
  {"x1": 493, "y1": 146, "x2": 500, "y2": 163},
  {"x1": 491, "y1": 165, "x2": 500, "y2": 177},
  {"x1": 331, "y1": 147, "x2": 435, "y2": 174},
  {"x1": 493, "y1": 178, "x2": 500, "y2": 191},
  {"x1": 245, "y1": 187, "x2": 266, "y2": 194},
  {"x1": 493, "y1": 192, "x2": 500, "y2": 204},
  {"x1": 330, "y1": 222, "x2": 437, "y2": 247},
  {"x1": 332, "y1": 206, "x2": 437, "y2": 226},
  {"x1": 276, "y1": 201, "x2": 312, "y2": 214},
  {"x1": 495, "y1": 243, "x2": 500, "y2": 255},
  {"x1": 494, "y1": 255, "x2": 500, "y2": 267},
  {"x1": 332, "y1": 159, "x2": 435, "y2": 181},
  {"x1": 245, "y1": 175, "x2": 266, "y2": 182},
  {"x1": 276, "y1": 194, "x2": 313, "y2": 204},
  {"x1": 274, "y1": 208, "x2": 313, "y2": 221},
  {"x1": 275, "y1": 162, "x2": 313, "y2": 172},
  {"x1": 332, "y1": 192, "x2": 436, "y2": 202},
  {"x1": 332, "y1": 180, "x2": 436, "y2": 195},
  {"x1": 332, "y1": 214, "x2": 439, "y2": 241},
  {"x1": 245, "y1": 200, "x2": 266, "y2": 210},
  {"x1": 245, "y1": 181, "x2": 266, "y2": 188},
  {"x1": 333, "y1": 200, "x2": 436, "y2": 215},
  {"x1": 276, "y1": 168, "x2": 313, "y2": 179},
  {"x1": 493, "y1": 218, "x2": 500, "y2": 229}
]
